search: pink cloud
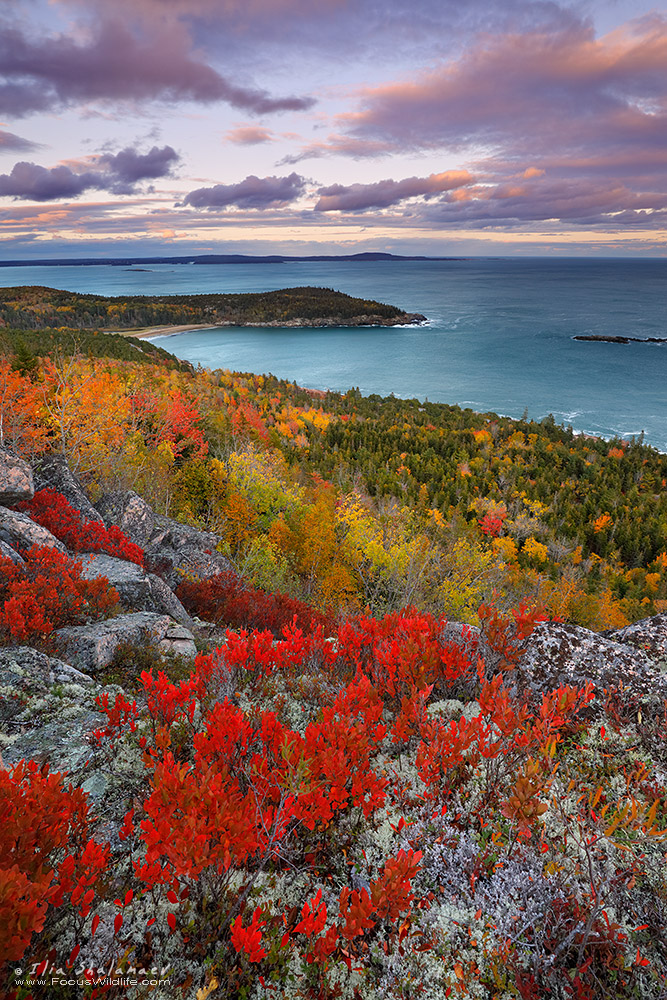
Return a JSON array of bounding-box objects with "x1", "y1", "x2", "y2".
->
[
  {"x1": 331, "y1": 16, "x2": 667, "y2": 170},
  {"x1": 225, "y1": 126, "x2": 275, "y2": 145},
  {"x1": 315, "y1": 170, "x2": 473, "y2": 211},
  {"x1": 0, "y1": 145, "x2": 179, "y2": 201}
]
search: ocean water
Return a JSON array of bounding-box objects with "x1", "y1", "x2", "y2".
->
[{"x1": 2, "y1": 257, "x2": 665, "y2": 450}]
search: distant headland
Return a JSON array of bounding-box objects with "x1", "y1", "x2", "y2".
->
[
  {"x1": 0, "y1": 252, "x2": 460, "y2": 268},
  {"x1": 0, "y1": 284, "x2": 427, "y2": 332}
]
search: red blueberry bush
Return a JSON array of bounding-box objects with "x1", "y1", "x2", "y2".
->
[
  {"x1": 176, "y1": 570, "x2": 330, "y2": 636},
  {"x1": 2, "y1": 606, "x2": 665, "y2": 999},
  {"x1": 0, "y1": 759, "x2": 109, "y2": 963},
  {"x1": 0, "y1": 545, "x2": 119, "y2": 642},
  {"x1": 21, "y1": 488, "x2": 145, "y2": 566}
]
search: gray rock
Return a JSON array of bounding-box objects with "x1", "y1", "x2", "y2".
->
[
  {"x1": 158, "y1": 623, "x2": 198, "y2": 660},
  {"x1": 0, "y1": 505, "x2": 66, "y2": 554},
  {"x1": 147, "y1": 570, "x2": 195, "y2": 626},
  {"x1": 512, "y1": 621, "x2": 667, "y2": 707},
  {"x1": 606, "y1": 612, "x2": 667, "y2": 664},
  {"x1": 51, "y1": 611, "x2": 178, "y2": 673},
  {"x1": 0, "y1": 446, "x2": 34, "y2": 505},
  {"x1": 34, "y1": 452, "x2": 104, "y2": 524},
  {"x1": 0, "y1": 646, "x2": 94, "y2": 725},
  {"x1": 0, "y1": 538, "x2": 25, "y2": 564},
  {"x1": 78, "y1": 552, "x2": 194, "y2": 626},
  {"x1": 96, "y1": 489, "x2": 232, "y2": 588},
  {"x1": 95, "y1": 490, "x2": 155, "y2": 547}
]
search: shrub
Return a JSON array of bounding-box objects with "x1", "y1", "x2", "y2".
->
[
  {"x1": 21, "y1": 488, "x2": 145, "y2": 566},
  {"x1": 0, "y1": 545, "x2": 118, "y2": 642},
  {"x1": 0, "y1": 759, "x2": 109, "y2": 963},
  {"x1": 176, "y1": 571, "x2": 331, "y2": 636}
]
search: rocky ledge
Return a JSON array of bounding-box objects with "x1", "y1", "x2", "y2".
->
[{"x1": 214, "y1": 312, "x2": 428, "y2": 328}]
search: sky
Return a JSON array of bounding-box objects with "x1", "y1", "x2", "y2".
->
[{"x1": 0, "y1": 0, "x2": 666, "y2": 257}]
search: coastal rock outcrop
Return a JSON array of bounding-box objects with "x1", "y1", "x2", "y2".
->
[
  {"x1": 0, "y1": 446, "x2": 34, "y2": 505},
  {"x1": 78, "y1": 552, "x2": 194, "y2": 627},
  {"x1": 96, "y1": 489, "x2": 232, "y2": 588},
  {"x1": 34, "y1": 452, "x2": 105, "y2": 524},
  {"x1": 512, "y1": 617, "x2": 667, "y2": 708},
  {"x1": 0, "y1": 505, "x2": 66, "y2": 553},
  {"x1": 50, "y1": 611, "x2": 195, "y2": 673}
]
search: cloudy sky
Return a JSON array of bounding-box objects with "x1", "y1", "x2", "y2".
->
[{"x1": 0, "y1": 0, "x2": 665, "y2": 257}]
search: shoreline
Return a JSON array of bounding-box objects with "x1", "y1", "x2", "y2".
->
[{"x1": 113, "y1": 324, "x2": 215, "y2": 340}]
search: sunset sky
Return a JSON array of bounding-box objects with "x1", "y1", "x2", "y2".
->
[{"x1": 1, "y1": 0, "x2": 666, "y2": 257}]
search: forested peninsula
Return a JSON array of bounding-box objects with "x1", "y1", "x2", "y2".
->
[{"x1": 0, "y1": 285, "x2": 425, "y2": 332}]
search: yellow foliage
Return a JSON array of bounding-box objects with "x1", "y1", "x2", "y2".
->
[
  {"x1": 523, "y1": 537, "x2": 548, "y2": 563},
  {"x1": 492, "y1": 536, "x2": 518, "y2": 564}
]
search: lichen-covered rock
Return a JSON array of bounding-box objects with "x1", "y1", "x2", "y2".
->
[
  {"x1": 0, "y1": 446, "x2": 34, "y2": 505},
  {"x1": 147, "y1": 570, "x2": 195, "y2": 627},
  {"x1": 145, "y1": 514, "x2": 233, "y2": 588},
  {"x1": 0, "y1": 505, "x2": 66, "y2": 554},
  {"x1": 51, "y1": 611, "x2": 175, "y2": 673},
  {"x1": 95, "y1": 489, "x2": 155, "y2": 547},
  {"x1": 0, "y1": 646, "x2": 99, "y2": 776},
  {"x1": 78, "y1": 552, "x2": 194, "y2": 626},
  {"x1": 34, "y1": 452, "x2": 104, "y2": 524},
  {"x1": 606, "y1": 612, "x2": 667, "y2": 664},
  {"x1": 512, "y1": 621, "x2": 667, "y2": 707}
]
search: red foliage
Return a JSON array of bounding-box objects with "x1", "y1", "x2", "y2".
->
[
  {"x1": 0, "y1": 759, "x2": 109, "y2": 962},
  {"x1": 0, "y1": 545, "x2": 119, "y2": 642},
  {"x1": 479, "y1": 511, "x2": 506, "y2": 536},
  {"x1": 22, "y1": 489, "x2": 145, "y2": 566},
  {"x1": 176, "y1": 571, "x2": 330, "y2": 637}
]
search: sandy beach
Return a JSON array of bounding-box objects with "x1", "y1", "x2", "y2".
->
[{"x1": 114, "y1": 323, "x2": 214, "y2": 340}]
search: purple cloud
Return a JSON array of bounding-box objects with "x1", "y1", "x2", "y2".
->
[
  {"x1": 0, "y1": 145, "x2": 180, "y2": 201},
  {"x1": 96, "y1": 145, "x2": 180, "y2": 192},
  {"x1": 315, "y1": 170, "x2": 473, "y2": 211},
  {"x1": 182, "y1": 172, "x2": 307, "y2": 209},
  {"x1": 0, "y1": 17, "x2": 314, "y2": 117},
  {"x1": 0, "y1": 129, "x2": 40, "y2": 152}
]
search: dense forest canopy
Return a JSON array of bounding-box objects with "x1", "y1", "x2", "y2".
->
[{"x1": 0, "y1": 285, "x2": 419, "y2": 330}]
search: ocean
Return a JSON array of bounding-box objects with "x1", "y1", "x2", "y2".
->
[{"x1": 2, "y1": 257, "x2": 665, "y2": 450}]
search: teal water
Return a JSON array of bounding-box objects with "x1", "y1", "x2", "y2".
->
[{"x1": 1, "y1": 258, "x2": 665, "y2": 450}]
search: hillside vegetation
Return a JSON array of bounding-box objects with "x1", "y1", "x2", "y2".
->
[{"x1": 0, "y1": 285, "x2": 420, "y2": 331}]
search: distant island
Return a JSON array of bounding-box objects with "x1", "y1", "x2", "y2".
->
[
  {"x1": 0, "y1": 252, "x2": 460, "y2": 268},
  {"x1": 573, "y1": 334, "x2": 667, "y2": 344},
  {"x1": 0, "y1": 284, "x2": 426, "y2": 333}
]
